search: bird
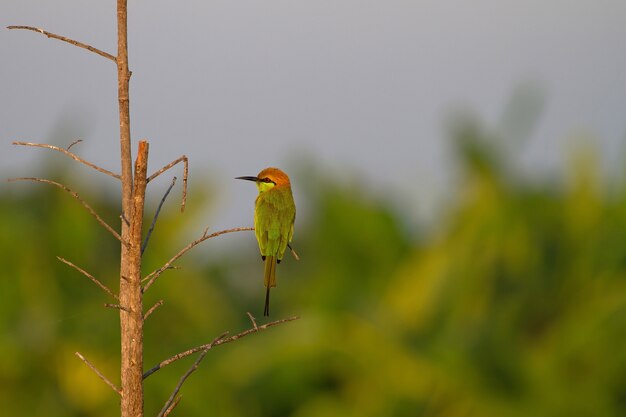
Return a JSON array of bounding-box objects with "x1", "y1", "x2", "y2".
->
[{"x1": 236, "y1": 167, "x2": 296, "y2": 316}]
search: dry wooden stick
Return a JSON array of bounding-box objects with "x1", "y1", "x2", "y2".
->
[
  {"x1": 118, "y1": 141, "x2": 148, "y2": 417},
  {"x1": 143, "y1": 315, "x2": 299, "y2": 379},
  {"x1": 163, "y1": 395, "x2": 183, "y2": 417},
  {"x1": 156, "y1": 332, "x2": 229, "y2": 417},
  {"x1": 147, "y1": 155, "x2": 188, "y2": 212},
  {"x1": 8, "y1": 177, "x2": 124, "y2": 244},
  {"x1": 57, "y1": 256, "x2": 118, "y2": 300},
  {"x1": 75, "y1": 351, "x2": 121, "y2": 395},
  {"x1": 144, "y1": 299, "x2": 164, "y2": 320},
  {"x1": 141, "y1": 176, "x2": 177, "y2": 255},
  {"x1": 104, "y1": 303, "x2": 131, "y2": 313},
  {"x1": 66, "y1": 139, "x2": 83, "y2": 151},
  {"x1": 142, "y1": 227, "x2": 254, "y2": 292},
  {"x1": 7, "y1": 26, "x2": 116, "y2": 62},
  {"x1": 287, "y1": 243, "x2": 301, "y2": 261},
  {"x1": 246, "y1": 312, "x2": 258, "y2": 330},
  {"x1": 12, "y1": 141, "x2": 121, "y2": 179}
]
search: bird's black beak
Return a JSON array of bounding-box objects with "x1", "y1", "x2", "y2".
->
[{"x1": 235, "y1": 176, "x2": 259, "y2": 182}]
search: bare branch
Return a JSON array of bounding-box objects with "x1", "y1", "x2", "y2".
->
[
  {"x1": 147, "y1": 155, "x2": 188, "y2": 212},
  {"x1": 141, "y1": 176, "x2": 177, "y2": 255},
  {"x1": 12, "y1": 141, "x2": 121, "y2": 179},
  {"x1": 104, "y1": 303, "x2": 131, "y2": 313},
  {"x1": 142, "y1": 227, "x2": 254, "y2": 292},
  {"x1": 57, "y1": 256, "x2": 118, "y2": 300},
  {"x1": 8, "y1": 177, "x2": 125, "y2": 244},
  {"x1": 144, "y1": 299, "x2": 164, "y2": 320},
  {"x1": 287, "y1": 243, "x2": 301, "y2": 261},
  {"x1": 75, "y1": 351, "x2": 121, "y2": 395},
  {"x1": 163, "y1": 395, "x2": 183, "y2": 417},
  {"x1": 143, "y1": 315, "x2": 299, "y2": 379},
  {"x1": 66, "y1": 139, "x2": 83, "y2": 151},
  {"x1": 156, "y1": 332, "x2": 229, "y2": 417},
  {"x1": 246, "y1": 312, "x2": 258, "y2": 330},
  {"x1": 7, "y1": 25, "x2": 116, "y2": 62}
]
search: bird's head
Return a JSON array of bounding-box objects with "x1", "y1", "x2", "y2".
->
[{"x1": 236, "y1": 167, "x2": 291, "y2": 193}]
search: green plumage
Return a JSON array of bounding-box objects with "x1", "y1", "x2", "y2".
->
[
  {"x1": 254, "y1": 186, "x2": 295, "y2": 279},
  {"x1": 237, "y1": 167, "x2": 295, "y2": 316}
]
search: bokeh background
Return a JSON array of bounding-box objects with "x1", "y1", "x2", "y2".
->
[{"x1": 2, "y1": 1, "x2": 626, "y2": 416}]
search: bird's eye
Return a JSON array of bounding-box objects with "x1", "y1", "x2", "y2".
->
[{"x1": 263, "y1": 177, "x2": 272, "y2": 183}]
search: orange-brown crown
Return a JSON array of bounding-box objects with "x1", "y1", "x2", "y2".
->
[{"x1": 256, "y1": 167, "x2": 291, "y2": 186}]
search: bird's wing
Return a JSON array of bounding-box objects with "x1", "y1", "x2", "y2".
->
[{"x1": 255, "y1": 198, "x2": 281, "y2": 256}]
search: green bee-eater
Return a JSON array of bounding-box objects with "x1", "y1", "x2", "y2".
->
[{"x1": 236, "y1": 167, "x2": 296, "y2": 316}]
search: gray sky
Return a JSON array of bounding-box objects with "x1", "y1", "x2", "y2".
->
[{"x1": 3, "y1": 0, "x2": 626, "y2": 231}]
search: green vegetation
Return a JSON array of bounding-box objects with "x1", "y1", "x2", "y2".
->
[{"x1": 2, "y1": 125, "x2": 626, "y2": 416}]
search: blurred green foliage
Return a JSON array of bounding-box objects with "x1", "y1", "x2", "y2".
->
[{"x1": 2, "y1": 125, "x2": 626, "y2": 416}]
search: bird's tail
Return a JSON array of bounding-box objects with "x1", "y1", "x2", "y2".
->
[{"x1": 263, "y1": 255, "x2": 277, "y2": 316}]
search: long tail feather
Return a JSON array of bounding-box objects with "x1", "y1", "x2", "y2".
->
[
  {"x1": 263, "y1": 256, "x2": 277, "y2": 316},
  {"x1": 264, "y1": 286, "x2": 271, "y2": 316}
]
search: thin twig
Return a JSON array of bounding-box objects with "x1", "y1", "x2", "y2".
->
[
  {"x1": 57, "y1": 256, "x2": 118, "y2": 300},
  {"x1": 12, "y1": 141, "x2": 121, "y2": 180},
  {"x1": 7, "y1": 26, "x2": 116, "y2": 62},
  {"x1": 163, "y1": 395, "x2": 183, "y2": 417},
  {"x1": 7, "y1": 178, "x2": 124, "y2": 244},
  {"x1": 246, "y1": 312, "x2": 258, "y2": 330},
  {"x1": 141, "y1": 176, "x2": 177, "y2": 255},
  {"x1": 144, "y1": 299, "x2": 164, "y2": 320},
  {"x1": 75, "y1": 351, "x2": 121, "y2": 395},
  {"x1": 142, "y1": 227, "x2": 254, "y2": 292},
  {"x1": 147, "y1": 155, "x2": 188, "y2": 212},
  {"x1": 156, "y1": 332, "x2": 229, "y2": 417},
  {"x1": 287, "y1": 243, "x2": 301, "y2": 261},
  {"x1": 104, "y1": 303, "x2": 130, "y2": 313},
  {"x1": 66, "y1": 139, "x2": 83, "y2": 151},
  {"x1": 143, "y1": 316, "x2": 299, "y2": 379}
]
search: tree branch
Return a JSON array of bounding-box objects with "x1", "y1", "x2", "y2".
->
[
  {"x1": 147, "y1": 155, "x2": 188, "y2": 212},
  {"x1": 105, "y1": 303, "x2": 131, "y2": 313},
  {"x1": 143, "y1": 315, "x2": 299, "y2": 380},
  {"x1": 163, "y1": 395, "x2": 183, "y2": 417},
  {"x1": 144, "y1": 299, "x2": 164, "y2": 321},
  {"x1": 156, "y1": 332, "x2": 229, "y2": 417},
  {"x1": 141, "y1": 176, "x2": 176, "y2": 255},
  {"x1": 75, "y1": 351, "x2": 121, "y2": 395},
  {"x1": 287, "y1": 243, "x2": 301, "y2": 261},
  {"x1": 142, "y1": 227, "x2": 254, "y2": 292},
  {"x1": 12, "y1": 141, "x2": 121, "y2": 179},
  {"x1": 57, "y1": 256, "x2": 118, "y2": 300},
  {"x1": 66, "y1": 139, "x2": 83, "y2": 151},
  {"x1": 6, "y1": 25, "x2": 116, "y2": 62},
  {"x1": 246, "y1": 312, "x2": 258, "y2": 330},
  {"x1": 8, "y1": 177, "x2": 125, "y2": 244}
]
